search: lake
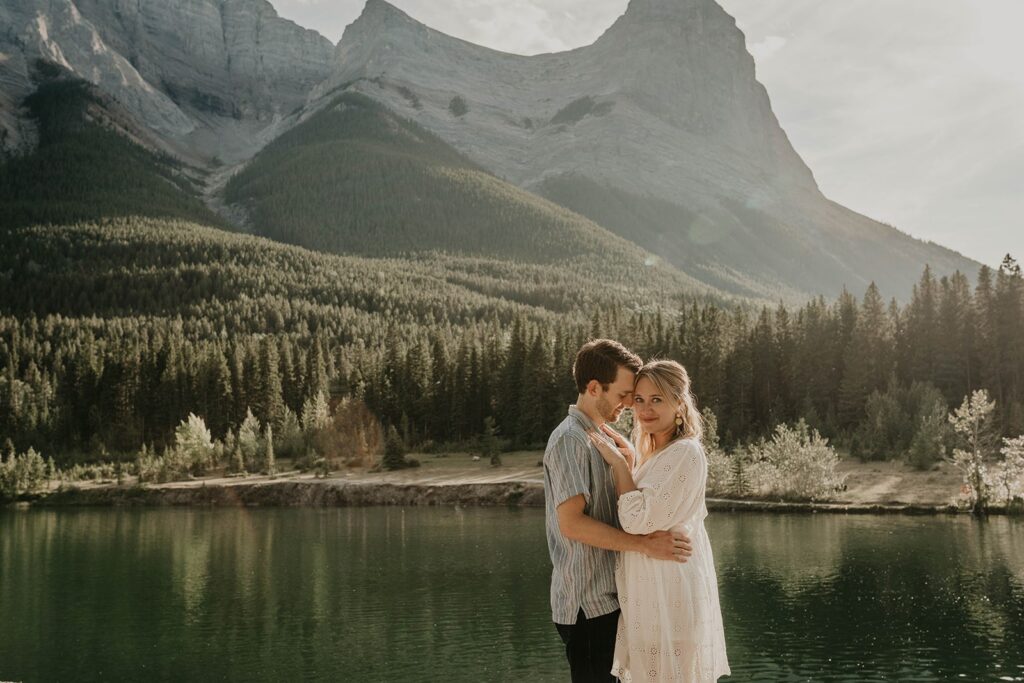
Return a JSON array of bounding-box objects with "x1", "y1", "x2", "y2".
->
[{"x1": 1, "y1": 508, "x2": 1022, "y2": 681}]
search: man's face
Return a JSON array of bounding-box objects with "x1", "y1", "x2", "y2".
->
[{"x1": 595, "y1": 366, "x2": 636, "y2": 423}]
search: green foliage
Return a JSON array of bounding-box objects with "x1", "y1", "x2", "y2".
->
[
  {"x1": 744, "y1": 421, "x2": 844, "y2": 501},
  {"x1": 237, "y1": 409, "x2": 262, "y2": 473},
  {"x1": 174, "y1": 413, "x2": 215, "y2": 475},
  {"x1": 703, "y1": 408, "x2": 735, "y2": 496},
  {"x1": 229, "y1": 444, "x2": 246, "y2": 476},
  {"x1": 264, "y1": 424, "x2": 276, "y2": 475},
  {"x1": 908, "y1": 400, "x2": 949, "y2": 471},
  {"x1": 0, "y1": 447, "x2": 48, "y2": 500},
  {"x1": 448, "y1": 95, "x2": 468, "y2": 117},
  {"x1": 549, "y1": 96, "x2": 613, "y2": 126},
  {"x1": 276, "y1": 409, "x2": 305, "y2": 461},
  {"x1": 382, "y1": 425, "x2": 408, "y2": 470},
  {"x1": 479, "y1": 416, "x2": 502, "y2": 467},
  {"x1": 995, "y1": 436, "x2": 1024, "y2": 507},
  {"x1": 948, "y1": 389, "x2": 998, "y2": 513}
]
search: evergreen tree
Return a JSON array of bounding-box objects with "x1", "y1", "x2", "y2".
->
[
  {"x1": 383, "y1": 425, "x2": 407, "y2": 471},
  {"x1": 480, "y1": 416, "x2": 502, "y2": 467},
  {"x1": 264, "y1": 424, "x2": 276, "y2": 475},
  {"x1": 237, "y1": 408, "x2": 262, "y2": 472},
  {"x1": 254, "y1": 338, "x2": 285, "y2": 429},
  {"x1": 838, "y1": 283, "x2": 892, "y2": 428}
]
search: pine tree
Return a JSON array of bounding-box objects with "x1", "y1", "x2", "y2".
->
[
  {"x1": 383, "y1": 425, "x2": 407, "y2": 470},
  {"x1": 237, "y1": 408, "x2": 262, "y2": 473},
  {"x1": 480, "y1": 416, "x2": 502, "y2": 467},
  {"x1": 230, "y1": 442, "x2": 245, "y2": 475},
  {"x1": 264, "y1": 424, "x2": 276, "y2": 475},
  {"x1": 254, "y1": 337, "x2": 284, "y2": 429},
  {"x1": 838, "y1": 283, "x2": 891, "y2": 429}
]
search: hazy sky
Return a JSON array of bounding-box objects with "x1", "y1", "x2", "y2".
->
[{"x1": 271, "y1": 0, "x2": 1024, "y2": 269}]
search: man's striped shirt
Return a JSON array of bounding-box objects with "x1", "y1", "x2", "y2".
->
[{"x1": 543, "y1": 405, "x2": 620, "y2": 625}]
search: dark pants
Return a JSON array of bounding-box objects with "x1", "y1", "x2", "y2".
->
[{"x1": 554, "y1": 608, "x2": 620, "y2": 683}]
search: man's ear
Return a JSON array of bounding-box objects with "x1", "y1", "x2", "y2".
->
[{"x1": 586, "y1": 379, "x2": 602, "y2": 397}]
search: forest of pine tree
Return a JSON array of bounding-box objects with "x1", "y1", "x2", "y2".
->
[{"x1": 1, "y1": 215, "x2": 1021, "y2": 468}]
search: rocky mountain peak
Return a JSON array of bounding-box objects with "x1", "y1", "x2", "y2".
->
[
  {"x1": 617, "y1": 0, "x2": 709, "y2": 22},
  {"x1": 341, "y1": 0, "x2": 422, "y2": 43}
]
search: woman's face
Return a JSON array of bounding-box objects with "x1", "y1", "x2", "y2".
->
[{"x1": 632, "y1": 376, "x2": 678, "y2": 436}]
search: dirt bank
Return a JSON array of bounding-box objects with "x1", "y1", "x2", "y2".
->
[{"x1": 18, "y1": 453, "x2": 982, "y2": 514}]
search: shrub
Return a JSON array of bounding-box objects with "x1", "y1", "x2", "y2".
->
[
  {"x1": 908, "y1": 399, "x2": 948, "y2": 470},
  {"x1": 994, "y1": 435, "x2": 1024, "y2": 506},
  {"x1": 703, "y1": 408, "x2": 732, "y2": 496},
  {"x1": 745, "y1": 420, "x2": 844, "y2": 501},
  {"x1": 0, "y1": 447, "x2": 48, "y2": 500},
  {"x1": 448, "y1": 95, "x2": 468, "y2": 117},
  {"x1": 175, "y1": 413, "x2": 215, "y2": 475}
]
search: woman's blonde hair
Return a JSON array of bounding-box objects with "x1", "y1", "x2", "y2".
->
[{"x1": 630, "y1": 359, "x2": 704, "y2": 457}]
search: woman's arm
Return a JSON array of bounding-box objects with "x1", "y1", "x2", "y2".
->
[{"x1": 615, "y1": 440, "x2": 704, "y2": 535}]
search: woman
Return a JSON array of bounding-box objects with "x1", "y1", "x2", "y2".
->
[{"x1": 589, "y1": 360, "x2": 729, "y2": 682}]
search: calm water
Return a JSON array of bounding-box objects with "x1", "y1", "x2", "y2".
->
[{"x1": 1, "y1": 508, "x2": 1022, "y2": 682}]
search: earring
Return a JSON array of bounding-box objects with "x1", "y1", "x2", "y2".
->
[{"x1": 674, "y1": 415, "x2": 683, "y2": 426}]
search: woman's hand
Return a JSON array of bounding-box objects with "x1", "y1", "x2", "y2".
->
[
  {"x1": 588, "y1": 431, "x2": 629, "y2": 469},
  {"x1": 599, "y1": 424, "x2": 637, "y2": 470},
  {"x1": 588, "y1": 430, "x2": 638, "y2": 497}
]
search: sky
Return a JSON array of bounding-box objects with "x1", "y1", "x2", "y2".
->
[{"x1": 270, "y1": 0, "x2": 1024, "y2": 269}]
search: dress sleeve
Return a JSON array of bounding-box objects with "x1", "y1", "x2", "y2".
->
[
  {"x1": 544, "y1": 433, "x2": 592, "y2": 508},
  {"x1": 617, "y1": 439, "x2": 706, "y2": 534}
]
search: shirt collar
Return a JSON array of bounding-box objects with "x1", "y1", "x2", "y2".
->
[{"x1": 568, "y1": 404, "x2": 601, "y2": 432}]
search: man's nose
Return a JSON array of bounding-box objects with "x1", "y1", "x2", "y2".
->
[{"x1": 623, "y1": 394, "x2": 635, "y2": 408}]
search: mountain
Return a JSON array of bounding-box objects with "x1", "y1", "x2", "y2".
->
[
  {"x1": 310, "y1": 0, "x2": 978, "y2": 299},
  {"x1": 0, "y1": 0, "x2": 980, "y2": 301}
]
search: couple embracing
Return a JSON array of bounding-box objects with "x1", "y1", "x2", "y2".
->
[{"x1": 544, "y1": 339, "x2": 730, "y2": 682}]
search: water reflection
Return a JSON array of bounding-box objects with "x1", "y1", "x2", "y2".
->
[{"x1": 1, "y1": 509, "x2": 1022, "y2": 682}]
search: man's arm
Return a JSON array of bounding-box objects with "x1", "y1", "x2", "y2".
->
[{"x1": 557, "y1": 495, "x2": 691, "y2": 562}]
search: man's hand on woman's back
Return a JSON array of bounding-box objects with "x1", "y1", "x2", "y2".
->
[{"x1": 640, "y1": 530, "x2": 693, "y2": 563}]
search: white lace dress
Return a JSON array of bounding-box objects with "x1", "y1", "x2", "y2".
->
[{"x1": 611, "y1": 438, "x2": 730, "y2": 682}]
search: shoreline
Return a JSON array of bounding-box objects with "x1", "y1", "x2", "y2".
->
[{"x1": 10, "y1": 476, "x2": 989, "y2": 515}]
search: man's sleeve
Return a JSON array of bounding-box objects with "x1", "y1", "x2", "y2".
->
[{"x1": 544, "y1": 433, "x2": 592, "y2": 508}]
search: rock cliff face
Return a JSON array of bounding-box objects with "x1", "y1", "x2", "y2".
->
[
  {"x1": 0, "y1": 0, "x2": 334, "y2": 161},
  {"x1": 322, "y1": 0, "x2": 814, "y2": 199},
  {"x1": 0, "y1": 0, "x2": 195, "y2": 153},
  {"x1": 71, "y1": 0, "x2": 334, "y2": 121}
]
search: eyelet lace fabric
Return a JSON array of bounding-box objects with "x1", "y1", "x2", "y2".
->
[{"x1": 610, "y1": 439, "x2": 730, "y2": 682}]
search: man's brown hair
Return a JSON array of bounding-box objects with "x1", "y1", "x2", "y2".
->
[{"x1": 572, "y1": 339, "x2": 642, "y2": 394}]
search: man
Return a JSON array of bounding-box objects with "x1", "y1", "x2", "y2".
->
[{"x1": 544, "y1": 339, "x2": 693, "y2": 682}]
